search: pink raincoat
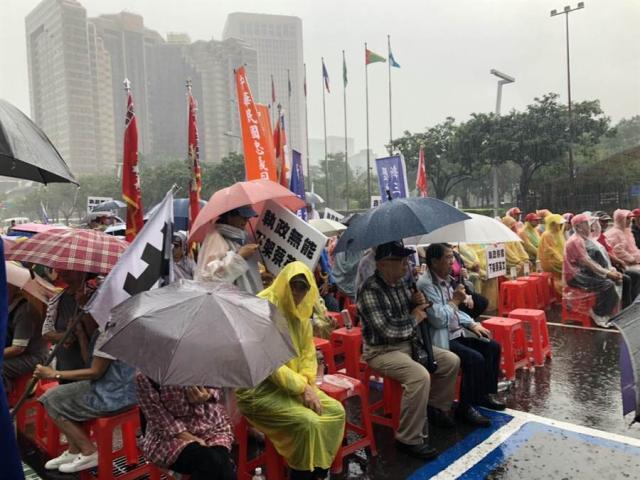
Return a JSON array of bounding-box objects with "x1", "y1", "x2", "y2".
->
[{"x1": 604, "y1": 209, "x2": 640, "y2": 266}]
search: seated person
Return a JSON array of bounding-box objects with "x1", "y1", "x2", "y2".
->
[
  {"x1": 450, "y1": 246, "x2": 489, "y2": 319},
  {"x1": 136, "y1": 374, "x2": 234, "y2": 480},
  {"x1": 538, "y1": 214, "x2": 566, "y2": 296},
  {"x1": 357, "y1": 241, "x2": 460, "y2": 460},
  {"x1": 502, "y1": 217, "x2": 531, "y2": 276},
  {"x1": 333, "y1": 249, "x2": 365, "y2": 305},
  {"x1": 236, "y1": 262, "x2": 345, "y2": 480},
  {"x1": 605, "y1": 209, "x2": 640, "y2": 268},
  {"x1": 41, "y1": 270, "x2": 95, "y2": 376},
  {"x1": 519, "y1": 213, "x2": 542, "y2": 263},
  {"x1": 418, "y1": 244, "x2": 504, "y2": 427},
  {"x1": 564, "y1": 214, "x2": 622, "y2": 326},
  {"x1": 172, "y1": 231, "x2": 196, "y2": 281},
  {"x1": 3, "y1": 285, "x2": 48, "y2": 393},
  {"x1": 34, "y1": 315, "x2": 137, "y2": 473}
]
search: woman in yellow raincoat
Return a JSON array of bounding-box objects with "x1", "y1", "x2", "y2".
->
[
  {"x1": 501, "y1": 217, "x2": 531, "y2": 276},
  {"x1": 236, "y1": 262, "x2": 345, "y2": 480},
  {"x1": 538, "y1": 214, "x2": 566, "y2": 296}
]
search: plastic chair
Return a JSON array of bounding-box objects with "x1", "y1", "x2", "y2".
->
[
  {"x1": 329, "y1": 327, "x2": 363, "y2": 379},
  {"x1": 365, "y1": 367, "x2": 402, "y2": 432},
  {"x1": 314, "y1": 337, "x2": 337, "y2": 374},
  {"x1": 518, "y1": 276, "x2": 546, "y2": 310},
  {"x1": 562, "y1": 287, "x2": 597, "y2": 327},
  {"x1": 318, "y1": 374, "x2": 377, "y2": 473},
  {"x1": 498, "y1": 280, "x2": 531, "y2": 316},
  {"x1": 508, "y1": 308, "x2": 552, "y2": 366},
  {"x1": 482, "y1": 317, "x2": 530, "y2": 380},
  {"x1": 234, "y1": 417, "x2": 286, "y2": 480},
  {"x1": 79, "y1": 407, "x2": 153, "y2": 480},
  {"x1": 529, "y1": 272, "x2": 554, "y2": 307}
]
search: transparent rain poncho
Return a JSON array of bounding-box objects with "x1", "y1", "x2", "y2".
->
[
  {"x1": 235, "y1": 261, "x2": 345, "y2": 471},
  {"x1": 563, "y1": 217, "x2": 620, "y2": 322}
]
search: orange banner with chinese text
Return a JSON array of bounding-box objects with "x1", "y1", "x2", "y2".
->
[{"x1": 236, "y1": 67, "x2": 276, "y2": 181}]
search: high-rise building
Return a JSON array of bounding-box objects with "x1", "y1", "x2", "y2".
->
[
  {"x1": 88, "y1": 12, "x2": 163, "y2": 159},
  {"x1": 25, "y1": 0, "x2": 103, "y2": 175},
  {"x1": 309, "y1": 136, "x2": 355, "y2": 165},
  {"x1": 223, "y1": 13, "x2": 306, "y2": 166}
]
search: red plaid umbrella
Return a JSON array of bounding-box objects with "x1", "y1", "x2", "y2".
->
[{"x1": 6, "y1": 228, "x2": 128, "y2": 275}]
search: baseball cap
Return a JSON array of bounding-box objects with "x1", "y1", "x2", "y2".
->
[
  {"x1": 524, "y1": 213, "x2": 541, "y2": 222},
  {"x1": 593, "y1": 210, "x2": 612, "y2": 221},
  {"x1": 235, "y1": 205, "x2": 259, "y2": 218},
  {"x1": 632, "y1": 208, "x2": 640, "y2": 218},
  {"x1": 571, "y1": 213, "x2": 592, "y2": 227},
  {"x1": 375, "y1": 241, "x2": 414, "y2": 261}
]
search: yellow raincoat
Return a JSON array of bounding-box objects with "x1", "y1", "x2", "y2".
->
[
  {"x1": 502, "y1": 217, "x2": 531, "y2": 276},
  {"x1": 519, "y1": 223, "x2": 541, "y2": 262},
  {"x1": 235, "y1": 262, "x2": 345, "y2": 471},
  {"x1": 538, "y1": 214, "x2": 566, "y2": 295}
]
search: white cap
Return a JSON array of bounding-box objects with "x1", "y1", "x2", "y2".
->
[{"x1": 255, "y1": 467, "x2": 262, "y2": 475}]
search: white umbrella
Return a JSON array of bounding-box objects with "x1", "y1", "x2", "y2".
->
[
  {"x1": 309, "y1": 219, "x2": 347, "y2": 237},
  {"x1": 304, "y1": 191, "x2": 324, "y2": 205},
  {"x1": 405, "y1": 213, "x2": 522, "y2": 245}
]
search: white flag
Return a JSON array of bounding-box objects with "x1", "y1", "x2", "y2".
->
[{"x1": 88, "y1": 191, "x2": 174, "y2": 329}]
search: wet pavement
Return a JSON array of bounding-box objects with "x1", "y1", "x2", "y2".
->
[{"x1": 18, "y1": 306, "x2": 640, "y2": 479}]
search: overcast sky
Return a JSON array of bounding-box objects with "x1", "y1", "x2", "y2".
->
[{"x1": 2, "y1": 0, "x2": 639, "y2": 156}]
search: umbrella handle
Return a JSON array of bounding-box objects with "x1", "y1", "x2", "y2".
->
[{"x1": 10, "y1": 301, "x2": 87, "y2": 418}]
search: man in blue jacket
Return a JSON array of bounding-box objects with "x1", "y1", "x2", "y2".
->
[{"x1": 418, "y1": 243, "x2": 505, "y2": 427}]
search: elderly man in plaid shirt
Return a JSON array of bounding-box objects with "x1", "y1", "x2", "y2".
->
[{"x1": 357, "y1": 241, "x2": 459, "y2": 461}]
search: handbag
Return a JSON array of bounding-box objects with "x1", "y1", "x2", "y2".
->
[{"x1": 411, "y1": 322, "x2": 438, "y2": 373}]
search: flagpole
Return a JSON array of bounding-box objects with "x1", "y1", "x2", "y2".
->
[
  {"x1": 304, "y1": 63, "x2": 311, "y2": 180},
  {"x1": 387, "y1": 34, "x2": 393, "y2": 154},
  {"x1": 287, "y1": 69, "x2": 292, "y2": 165},
  {"x1": 322, "y1": 57, "x2": 329, "y2": 207},
  {"x1": 343, "y1": 50, "x2": 349, "y2": 212},
  {"x1": 365, "y1": 43, "x2": 371, "y2": 200}
]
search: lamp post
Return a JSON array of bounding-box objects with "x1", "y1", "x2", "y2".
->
[
  {"x1": 551, "y1": 2, "x2": 585, "y2": 207},
  {"x1": 490, "y1": 69, "x2": 515, "y2": 218}
]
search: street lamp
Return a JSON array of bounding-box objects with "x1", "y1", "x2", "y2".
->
[
  {"x1": 490, "y1": 69, "x2": 515, "y2": 218},
  {"x1": 550, "y1": 2, "x2": 585, "y2": 206}
]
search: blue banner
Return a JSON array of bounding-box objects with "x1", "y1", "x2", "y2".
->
[
  {"x1": 289, "y1": 149, "x2": 307, "y2": 220},
  {"x1": 376, "y1": 154, "x2": 409, "y2": 202}
]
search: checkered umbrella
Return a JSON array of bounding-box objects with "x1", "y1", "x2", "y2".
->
[{"x1": 6, "y1": 228, "x2": 128, "y2": 275}]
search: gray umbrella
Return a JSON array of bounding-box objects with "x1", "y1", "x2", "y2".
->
[
  {"x1": 91, "y1": 200, "x2": 126, "y2": 212},
  {"x1": 100, "y1": 280, "x2": 297, "y2": 388},
  {"x1": 0, "y1": 99, "x2": 77, "y2": 184}
]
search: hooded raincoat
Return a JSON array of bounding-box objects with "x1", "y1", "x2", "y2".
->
[
  {"x1": 538, "y1": 214, "x2": 566, "y2": 295},
  {"x1": 235, "y1": 262, "x2": 345, "y2": 471},
  {"x1": 604, "y1": 209, "x2": 640, "y2": 266},
  {"x1": 519, "y1": 222, "x2": 541, "y2": 262},
  {"x1": 501, "y1": 217, "x2": 530, "y2": 275}
]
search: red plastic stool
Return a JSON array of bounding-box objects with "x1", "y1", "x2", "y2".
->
[
  {"x1": 314, "y1": 337, "x2": 337, "y2": 374},
  {"x1": 508, "y1": 308, "x2": 552, "y2": 366},
  {"x1": 483, "y1": 317, "x2": 531, "y2": 380},
  {"x1": 347, "y1": 304, "x2": 358, "y2": 326},
  {"x1": 319, "y1": 374, "x2": 377, "y2": 473},
  {"x1": 234, "y1": 417, "x2": 286, "y2": 480},
  {"x1": 519, "y1": 276, "x2": 546, "y2": 309},
  {"x1": 330, "y1": 327, "x2": 362, "y2": 379},
  {"x1": 79, "y1": 407, "x2": 153, "y2": 480},
  {"x1": 16, "y1": 380, "x2": 61, "y2": 455},
  {"x1": 529, "y1": 272, "x2": 554, "y2": 307},
  {"x1": 562, "y1": 287, "x2": 596, "y2": 327},
  {"x1": 498, "y1": 280, "x2": 531, "y2": 316},
  {"x1": 365, "y1": 368, "x2": 402, "y2": 431},
  {"x1": 7, "y1": 373, "x2": 35, "y2": 407}
]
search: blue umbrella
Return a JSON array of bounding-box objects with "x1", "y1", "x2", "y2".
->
[
  {"x1": 333, "y1": 197, "x2": 470, "y2": 253},
  {"x1": 611, "y1": 300, "x2": 640, "y2": 425},
  {"x1": 146, "y1": 198, "x2": 206, "y2": 231}
]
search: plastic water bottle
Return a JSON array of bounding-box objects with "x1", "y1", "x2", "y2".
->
[
  {"x1": 315, "y1": 351, "x2": 325, "y2": 385},
  {"x1": 523, "y1": 262, "x2": 530, "y2": 276},
  {"x1": 341, "y1": 308, "x2": 353, "y2": 330},
  {"x1": 536, "y1": 260, "x2": 542, "y2": 273},
  {"x1": 510, "y1": 266, "x2": 518, "y2": 279},
  {"x1": 252, "y1": 467, "x2": 266, "y2": 480}
]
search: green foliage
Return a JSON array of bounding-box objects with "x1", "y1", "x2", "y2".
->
[{"x1": 310, "y1": 153, "x2": 373, "y2": 210}]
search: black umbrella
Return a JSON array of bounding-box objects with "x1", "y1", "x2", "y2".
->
[
  {"x1": 334, "y1": 197, "x2": 470, "y2": 253},
  {"x1": 0, "y1": 99, "x2": 77, "y2": 184},
  {"x1": 610, "y1": 301, "x2": 640, "y2": 425}
]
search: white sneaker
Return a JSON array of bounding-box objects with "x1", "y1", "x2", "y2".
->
[
  {"x1": 44, "y1": 450, "x2": 77, "y2": 470},
  {"x1": 589, "y1": 309, "x2": 611, "y2": 328},
  {"x1": 58, "y1": 452, "x2": 99, "y2": 473}
]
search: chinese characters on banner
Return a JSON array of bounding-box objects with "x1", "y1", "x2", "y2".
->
[
  {"x1": 235, "y1": 67, "x2": 276, "y2": 181},
  {"x1": 323, "y1": 207, "x2": 344, "y2": 222},
  {"x1": 375, "y1": 155, "x2": 409, "y2": 202},
  {"x1": 255, "y1": 201, "x2": 327, "y2": 275},
  {"x1": 485, "y1": 244, "x2": 507, "y2": 279}
]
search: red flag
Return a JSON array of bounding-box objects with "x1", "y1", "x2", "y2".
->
[
  {"x1": 273, "y1": 112, "x2": 288, "y2": 187},
  {"x1": 416, "y1": 145, "x2": 428, "y2": 197},
  {"x1": 187, "y1": 87, "x2": 202, "y2": 230},
  {"x1": 122, "y1": 89, "x2": 144, "y2": 241}
]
